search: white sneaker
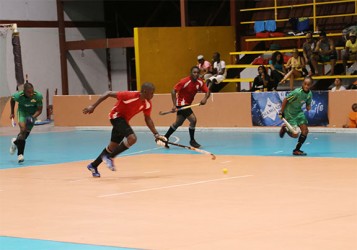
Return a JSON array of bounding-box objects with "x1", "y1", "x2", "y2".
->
[
  {"x1": 9, "y1": 138, "x2": 17, "y2": 155},
  {"x1": 18, "y1": 154, "x2": 24, "y2": 163},
  {"x1": 102, "y1": 155, "x2": 116, "y2": 171}
]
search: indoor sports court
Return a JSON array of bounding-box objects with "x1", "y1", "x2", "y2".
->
[
  {"x1": 1, "y1": 1, "x2": 357, "y2": 249},
  {"x1": 0, "y1": 125, "x2": 356, "y2": 250}
]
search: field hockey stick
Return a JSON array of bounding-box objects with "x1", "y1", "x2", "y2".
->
[
  {"x1": 272, "y1": 106, "x2": 299, "y2": 134},
  {"x1": 11, "y1": 118, "x2": 16, "y2": 127},
  {"x1": 281, "y1": 118, "x2": 298, "y2": 135},
  {"x1": 165, "y1": 141, "x2": 216, "y2": 160},
  {"x1": 159, "y1": 103, "x2": 201, "y2": 115}
]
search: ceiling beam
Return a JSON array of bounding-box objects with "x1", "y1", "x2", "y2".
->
[
  {"x1": 0, "y1": 20, "x2": 105, "y2": 28},
  {"x1": 65, "y1": 37, "x2": 134, "y2": 50}
]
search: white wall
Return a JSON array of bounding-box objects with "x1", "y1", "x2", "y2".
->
[
  {"x1": 65, "y1": 27, "x2": 111, "y2": 95},
  {"x1": 0, "y1": 29, "x2": 11, "y2": 97},
  {"x1": 0, "y1": 0, "x2": 57, "y2": 20},
  {"x1": 110, "y1": 48, "x2": 128, "y2": 91},
  {"x1": 1, "y1": 0, "x2": 129, "y2": 120}
]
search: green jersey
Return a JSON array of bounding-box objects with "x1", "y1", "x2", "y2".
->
[
  {"x1": 12, "y1": 90, "x2": 43, "y2": 115},
  {"x1": 284, "y1": 87, "x2": 312, "y2": 126}
]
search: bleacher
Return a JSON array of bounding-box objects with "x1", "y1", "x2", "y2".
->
[
  {"x1": 224, "y1": 50, "x2": 356, "y2": 92},
  {"x1": 219, "y1": 0, "x2": 356, "y2": 92}
]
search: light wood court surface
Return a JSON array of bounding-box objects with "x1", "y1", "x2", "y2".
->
[{"x1": 1, "y1": 153, "x2": 356, "y2": 249}]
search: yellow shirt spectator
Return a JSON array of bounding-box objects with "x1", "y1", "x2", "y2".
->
[{"x1": 346, "y1": 39, "x2": 357, "y2": 53}]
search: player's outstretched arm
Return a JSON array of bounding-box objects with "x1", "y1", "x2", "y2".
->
[
  {"x1": 83, "y1": 91, "x2": 117, "y2": 114},
  {"x1": 144, "y1": 115, "x2": 167, "y2": 146}
]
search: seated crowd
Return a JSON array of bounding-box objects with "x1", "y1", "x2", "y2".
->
[
  {"x1": 258, "y1": 31, "x2": 357, "y2": 91},
  {"x1": 196, "y1": 51, "x2": 227, "y2": 92},
  {"x1": 250, "y1": 31, "x2": 357, "y2": 92},
  {"x1": 195, "y1": 31, "x2": 356, "y2": 92},
  {"x1": 249, "y1": 30, "x2": 356, "y2": 92}
]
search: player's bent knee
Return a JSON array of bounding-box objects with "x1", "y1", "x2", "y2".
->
[
  {"x1": 126, "y1": 134, "x2": 137, "y2": 146},
  {"x1": 17, "y1": 132, "x2": 27, "y2": 141},
  {"x1": 291, "y1": 133, "x2": 299, "y2": 138},
  {"x1": 301, "y1": 128, "x2": 309, "y2": 135},
  {"x1": 173, "y1": 121, "x2": 184, "y2": 127},
  {"x1": 189, "y1": 120, "x2": 197, "y2": 127}
]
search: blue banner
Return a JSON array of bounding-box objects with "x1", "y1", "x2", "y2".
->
[{"x1": 251, "y1": 91, "x2": 329, "y2": 126}]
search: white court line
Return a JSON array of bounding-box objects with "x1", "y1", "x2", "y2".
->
[
  {"x1": 121, "y1": 136, "x2": 180, "y2": 157},
  {"x1": 274, "y1": 150, "x2": 284, "y2": 154},
  {"x1": 98, "y1": 175, "x2": 253, "y2": 198},
  {"x1": 220, "y1": 161, "x2": 232, "y2": 164},
  {"x1": 144, "y1": 170, "x2": 161, "y2": 174},
  {"x1": 122, "y1": 147, "x2": 161, "y2": 156},
  {"x1": 68, "y1": 179, "x2": 87, "y2": 183}
]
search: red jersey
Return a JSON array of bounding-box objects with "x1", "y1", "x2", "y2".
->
[
  {"x1": 174, "y1": 76, "x2": 208, "y2": 106},
  {"x1": 109, "y1": 91, "x2": 152, "y2": 122}
]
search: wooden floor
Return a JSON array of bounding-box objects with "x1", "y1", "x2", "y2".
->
[{"x1": 1, "y1": 154, "x2": 356, "y2": 250}]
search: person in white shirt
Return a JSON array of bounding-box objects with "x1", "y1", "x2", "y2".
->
[
  {"x1": 206, "y1": 52, "x2": 226, "y2": 91},
  {"x1": 331, "y1": 78, "x2": 346, "y2": 92}
]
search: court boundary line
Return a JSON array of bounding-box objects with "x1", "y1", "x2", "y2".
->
[
  {"x1": 75, "y1": 126, "x2": 357, "y2": 134},
  {"x1": 98, "y1": 175, "x2": 253, "y2": 198}
]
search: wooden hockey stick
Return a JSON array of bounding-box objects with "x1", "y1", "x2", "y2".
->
[{"x1": 159, "y1": 103, "x2": 201, "y2": 115}]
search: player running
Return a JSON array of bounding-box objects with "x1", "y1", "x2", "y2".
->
[
  {"x1": 82, "y1": 82, "x2": 166, "y2": 178},
  {"x1": 279, "y1": 76, "x2": 313, "y2": 156},
  {"x1": 9, "y1": 82, "x2": 43, "y2": 163},
  {"x1": 163, "y1": 66, "x2": 210, "y2": 148}
]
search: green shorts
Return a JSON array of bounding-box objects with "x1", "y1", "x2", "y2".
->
[
  {"x1": 285, "y1": 111, "x2": 308, "y2": 127},
  {"x1": 17, "y1": 110, "x2": 35, "y2": 130},
  {"x1": 318, "y1": 52, "x2": 337, "y2": 62}
]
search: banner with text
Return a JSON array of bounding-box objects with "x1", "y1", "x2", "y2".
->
[{"x1": 251, "y1": 91, "x2": 329, "y2": 127}]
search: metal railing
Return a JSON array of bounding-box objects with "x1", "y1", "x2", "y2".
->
[{"x1": 240, "y1": 0, "x2": 357, "y2": 32}]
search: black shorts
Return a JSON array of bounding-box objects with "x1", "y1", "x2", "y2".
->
[
  {"x1": 177, "y1": 107, "x2": 193, "y2": 118},
  {"x1": 110, "y1": 117, "x2": 134, "y2": 143}
]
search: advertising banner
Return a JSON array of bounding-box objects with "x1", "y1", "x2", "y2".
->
[{"x1": 251, "y1": 91, "x2": 329, "y2": 126}]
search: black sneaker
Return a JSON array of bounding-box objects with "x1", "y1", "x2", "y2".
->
[
  {"x1": 293, "y1": 149, "x2": 307, "y2": 156},
  {"x1": 87, "y1": 163, "x2": 101, "y2": 177},
  {"x1": 279, "y1": 124, "x2": 287, "y2": 138},
  {"x1": 190, "y1": 140, "x2": 201, "y2": 148}
]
